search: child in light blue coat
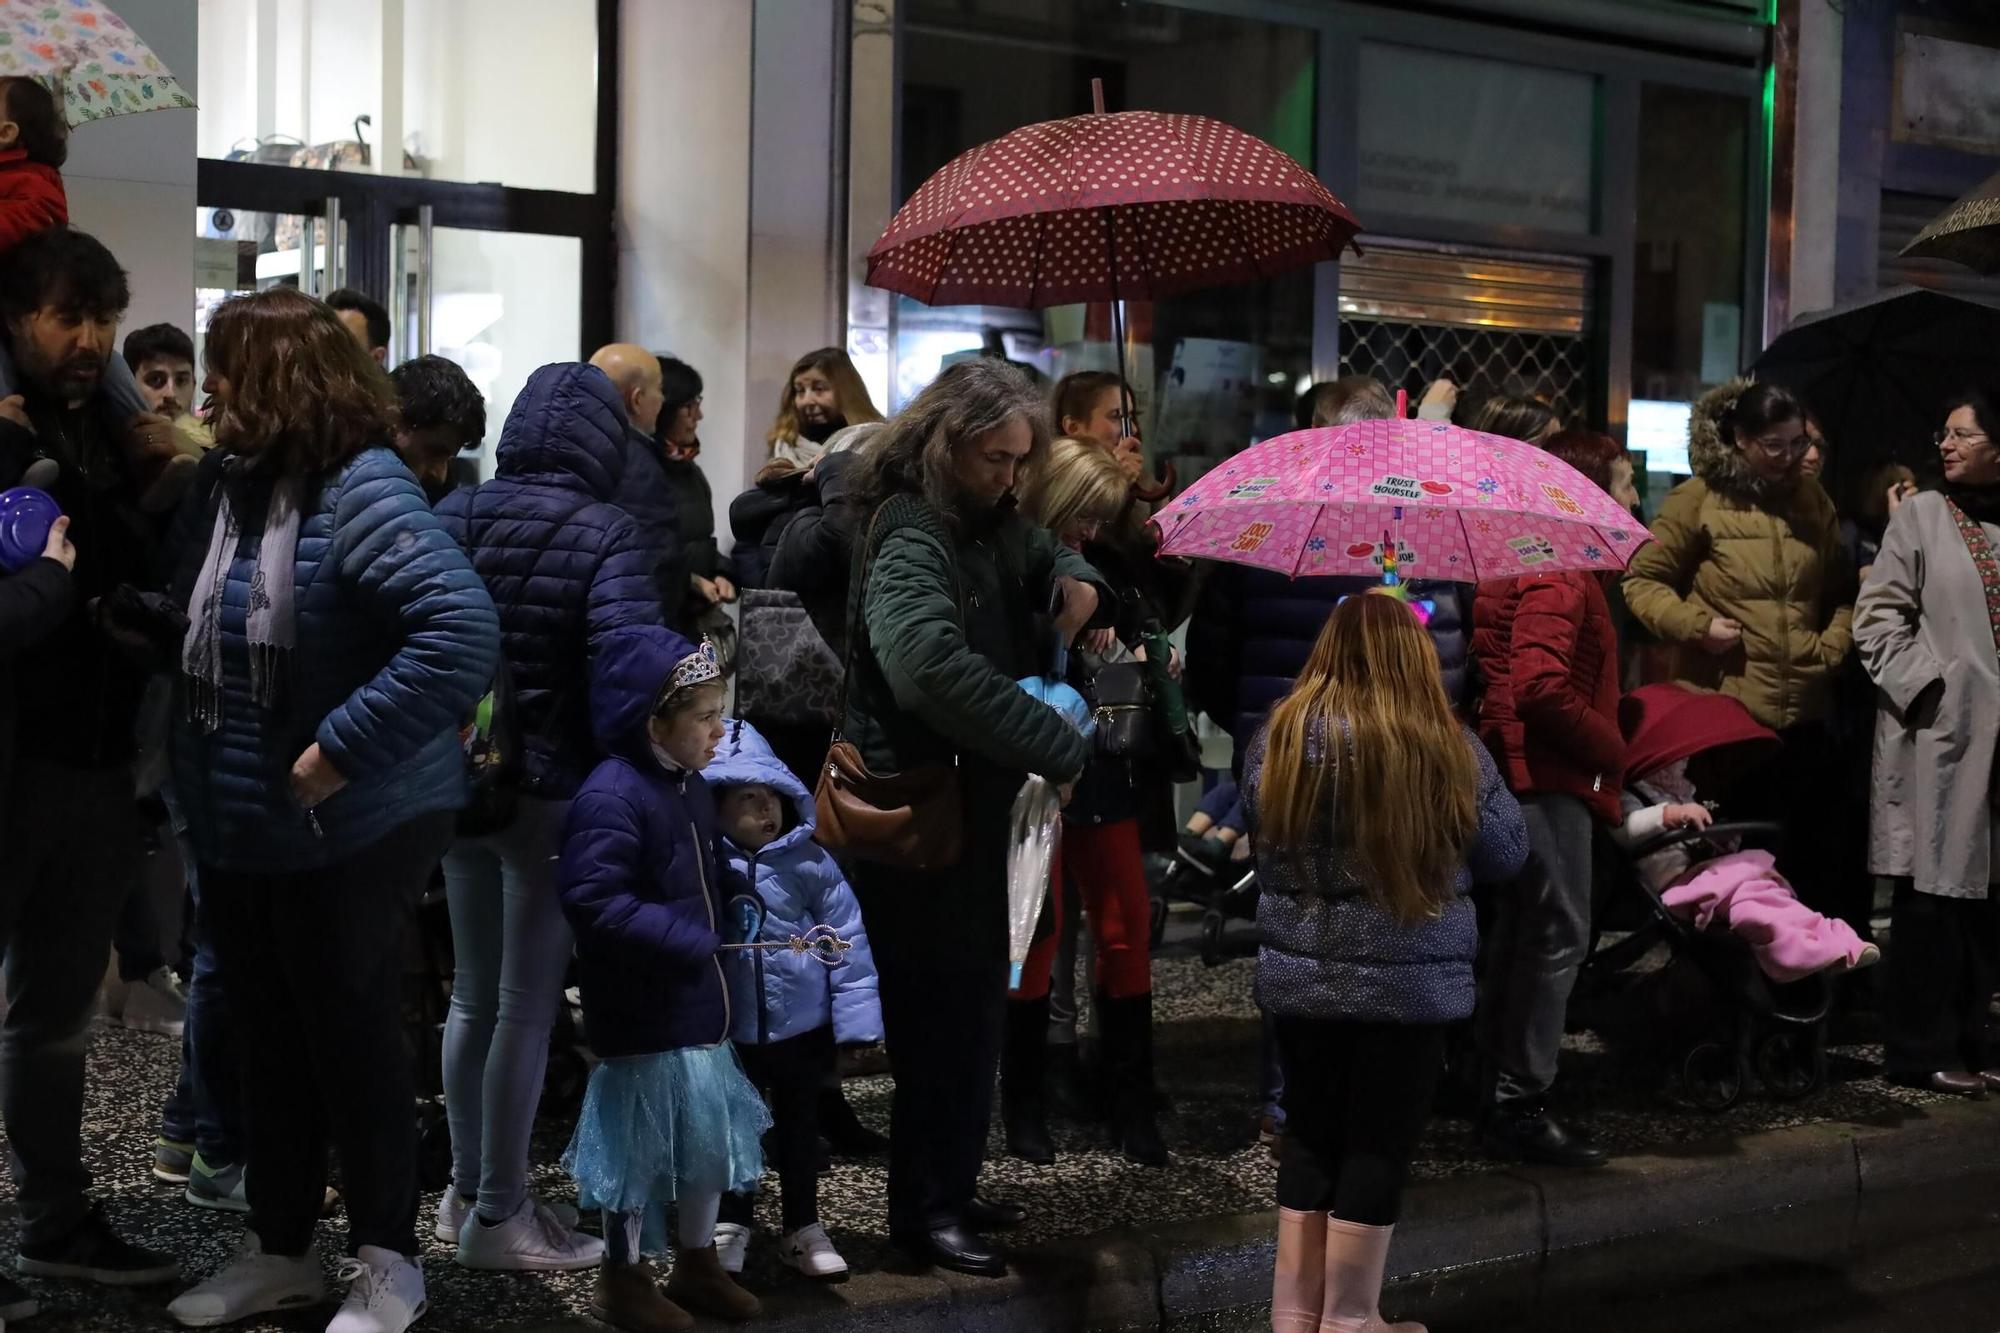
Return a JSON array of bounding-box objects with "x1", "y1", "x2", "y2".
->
[{"x1": 706, "y1": 721, "x2": 880, "y2": 1282}]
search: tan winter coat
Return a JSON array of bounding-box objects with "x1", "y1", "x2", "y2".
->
[
  {"x1": 1854, "y1": 490, "x2": 2000, "y2": 899},
  {"x1": 1621, "y1": 380, "x2": 1854, "y2": 731}
]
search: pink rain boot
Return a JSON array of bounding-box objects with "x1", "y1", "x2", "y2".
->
[
  {"x1": 1271, "y1": 1207, "x2": 1326, "y2": 1332},
  {"x1": 1320, "y1": 1217, "x2": 1425, "y2": 1333}
]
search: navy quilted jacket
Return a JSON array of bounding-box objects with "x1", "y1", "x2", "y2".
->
[
  {"x1": 437, "y1": 363, "x2": 667, "y2": 798},
  {"x1": 559, "y1": 624, "x2": 747, "y2": 1058},
  {"x1": 611, "y1": 422, "x2": 680, "y2": 609},
  {"x1": 168, "y1": 446, "x2": 501, "y2": 872}
]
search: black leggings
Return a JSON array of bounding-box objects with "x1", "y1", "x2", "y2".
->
[
  {"x1": 717, "y1": 1024, "x2": 835, "y2": 1233},
  {"x1": 1272, "y1": 1016, "x2": 1446, "y2": 1226}
]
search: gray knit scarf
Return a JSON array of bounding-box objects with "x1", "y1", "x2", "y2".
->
[{"x1": 183, "y1": 467, "x2": 304, "y2": 733}]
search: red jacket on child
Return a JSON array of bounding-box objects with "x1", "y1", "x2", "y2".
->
[
  {"x1": 0, "y1": 148, "x2": 67, "y2": 252},
  {"x1": 1471, "y1": 571, "x2": 1625, "y2": 824}
]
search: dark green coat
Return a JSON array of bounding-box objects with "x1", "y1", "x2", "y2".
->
[{"x1": 844, "y1": 492, "x2": 1103, "y2": 786}]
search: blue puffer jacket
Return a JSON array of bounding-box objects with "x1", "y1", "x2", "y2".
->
[
  {"x1": 437, "y1": 364, "x2": 663, "y2": 799},
  {"x1": 1186, "y1": 565, "x2": 1474, "y2": 757},
  {"x1": 168, "y1": 447, "x2": 500, "y2": 871},
  {"x1": 612, "y1": 422, "x2": 679, "y2": 608},
  {"x1": 705, "y1": 720, "x2": 881, "y2": 1048},
  {"x1": 1244, "y1": 721, "x2": 1528, "y2": 1024},
  {"x1": 558, "y1": 624, "x2": 740, "y2": 1059}
]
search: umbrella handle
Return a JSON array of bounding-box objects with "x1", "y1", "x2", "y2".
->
[{"x1": 1396, "y1": 387, "x2": 1409, "y2": 419}]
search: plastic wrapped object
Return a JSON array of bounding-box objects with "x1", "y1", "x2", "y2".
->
[
  {"x1": 1016, "y1": 674, "x2": 1095, "y2": 743},
  {"x1": 0, "y1": 486, "x2": 60, "y2": 573},
  {"x1": 1007, "y1": 773, "x2": 1063, "y2": 989}
]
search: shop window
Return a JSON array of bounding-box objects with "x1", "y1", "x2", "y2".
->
[{"x1": 895, "y1": 0, "x2": 1316, "y2": 479}]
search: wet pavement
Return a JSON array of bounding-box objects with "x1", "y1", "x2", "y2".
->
[{"x1": 1176, "y1": 1174, "x2": 2000, "y2": 1332}]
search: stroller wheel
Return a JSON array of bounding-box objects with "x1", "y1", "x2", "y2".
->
[
  {"x1": 1755, "y1": 1030, "x2": 1826, "y2": 1100},
  {"x1": 417, "y1": 1106, "x2": 453, "y2": 1193},
  {"x1": 1199, "y1": 910, "x2": 1226, "y2": 967},
  {"x1": 1148, "y1": 894, "x2": 1169, "y2": 950},
  {"x1": 1681, "y1": 1041, "x2": 1745, "y2": 1111}
]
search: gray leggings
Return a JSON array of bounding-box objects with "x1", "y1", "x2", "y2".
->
[{"x1": 441, "y1": 796, "x2": 574, "y2": 1220}]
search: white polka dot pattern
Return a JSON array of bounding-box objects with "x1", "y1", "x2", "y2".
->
[{"x1": 866, "y1": 110, "x2": 1362, "y2": 308}]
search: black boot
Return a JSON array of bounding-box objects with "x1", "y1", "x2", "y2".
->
[
  {"x1": 1046, "y1": 1039, "x2": 1097, "y2": 1123},
  {"x1": 817, "y1": 1081, "x2": 890, "y2": 1157},
  {"x1": 1097, "y1": 991, "x2": 1169, "y2": 1167},
  {"x1": 1001, "y1": 997, "x2": 1056, "y2": 1165},
  {"x1": 1481, "y1": 1099, "x2": 1608, "y2": 1168}
]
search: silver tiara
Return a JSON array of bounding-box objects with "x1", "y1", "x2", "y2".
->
[{"x1": 667, "y1": 639, "x2": 723, "y2": 696}]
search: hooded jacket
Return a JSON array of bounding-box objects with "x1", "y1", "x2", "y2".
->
[
  {"x1": 704, "y1": 720, "x2": 881, "y2": 1047},
  {"x1": 0, "y1": 148, "x2": 67, "y2": 251},
  {"x1": 1471, "y1": 571, "x2": 1624, "y2": 824},
  {"x1": 436, "y1": 363, "x2": 662, "y2": 799},
  {"x1": 1622, "y1": 379, "x2": 1854, "y2": 731},
  {"x1": 558, "y1": 623, "x2": 732, "y2": 1058},
  {"x1": 167, "y1": 446, "x2": 501, "y2": 871}
]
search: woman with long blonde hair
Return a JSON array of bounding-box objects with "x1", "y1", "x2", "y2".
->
[
  {"x1": 1247, "y1": 593, "x2": 1526, "y2": 1333},
  {"x1": 1001, "y1": 439, "x2": 1171, "y2": 1168},
  {"x1": 764, "y1": 348, "x2": 883, "y2": 473}
]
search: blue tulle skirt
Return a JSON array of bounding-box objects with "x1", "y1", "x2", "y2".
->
[{"x1": 562, "y1": 1043, "x2": 770, "y2": 1224}]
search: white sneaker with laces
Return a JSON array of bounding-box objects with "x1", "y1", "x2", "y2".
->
[
  {"x1": 121, "y1": 966, "x2": 187, "y2": 1038},
  {"x1": 431, "y1": 1192, "x2": 472, "y2": 1245},
  {"x1": 167, "y1": 1234, "x2": 324, "y2": 1328},
  {"x1": 455, "y1": 1198, "x2": 604, "y2": 1272},
  {"x1": 778, "y1": 1222, "x2": 848, "y2": 1281},
  {"x1": 326, "y1": 1246, "x2": 425, "y2": 1333},
  {"x1": 714, "y1": 1222, "x2": 751, "y2": 1275}
]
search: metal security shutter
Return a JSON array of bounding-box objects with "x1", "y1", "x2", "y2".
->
[
  {"x1": 1879, "y1": 189, "x2": 2000, "y2": 304},
  {"x1": 1337, "y1": 239, "x2": 1596, "y2": 427}
]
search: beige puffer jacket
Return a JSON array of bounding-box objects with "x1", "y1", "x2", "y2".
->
[{"x1": 1621, "y1": 379, "x2": 1855, "y2": 731}]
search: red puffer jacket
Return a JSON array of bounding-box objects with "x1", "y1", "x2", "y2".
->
[
  {"x1": 1471, "y1": 572, "x2": 1624, "y2": 824},
  {"x1": 0, "y1": 149, "x2": 67, "y2": 252}
]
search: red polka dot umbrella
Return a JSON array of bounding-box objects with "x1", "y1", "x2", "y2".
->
[{"x1": 866, "y1": 84, "x2": 1362, "y2": 310}]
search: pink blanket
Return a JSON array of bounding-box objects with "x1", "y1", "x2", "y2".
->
[{"x1": 1661, "y1": 850, "x2": 1869, "y2": 983}]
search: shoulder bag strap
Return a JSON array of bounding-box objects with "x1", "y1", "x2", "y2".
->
[{"x1": 1944, "y1": 498, "x2": 2000, "y2": 671}]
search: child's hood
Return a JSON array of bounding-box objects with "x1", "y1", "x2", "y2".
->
[
  {"x1": 704, "y1": 718, "x2": 817, "y2": 855},
  {"x1": 588, "y1": 623, "x2": 698, "y2": 769}
]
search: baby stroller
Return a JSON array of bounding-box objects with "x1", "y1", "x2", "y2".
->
[
  {"x1": 1583, "y1": 686, "x2": 1834, "y2": 1111},
  {"x1": 1148, "y1": 835, "x2": 1258, "y2": 966}
]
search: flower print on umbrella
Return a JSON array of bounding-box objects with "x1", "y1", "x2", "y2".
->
[
  {"x1": 1581, "y1": 544, "x2": 1604, "y2": 563},
  {"x1": 1305, "y1": 536, "x2": 1327, "y2": 553},
  {"x1": 1476, "y1": 476, "x2": 1500, "y2": 496}
]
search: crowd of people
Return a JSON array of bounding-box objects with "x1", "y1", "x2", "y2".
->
[{"x1": 0, "y1": 199, "x2": 1993, "y2": 1333}]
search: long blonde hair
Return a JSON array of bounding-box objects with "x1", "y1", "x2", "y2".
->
[
  {"x1": 1259, "y1": 593, "x2": 1478, "y2": 924},
  {"x1": 1019, "y1": 437, "x2": 1126, "y2": 542},
  {"x1": 766, "y1": 347, "x2": 883, "y2": 449}
]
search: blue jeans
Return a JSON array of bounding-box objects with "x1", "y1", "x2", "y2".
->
[
  {"x1": 158, "y1": 792, "x2": 242, "y2": 1164},
  {"x1": 441, "y1": 797, "x2": 573, "y2": 1220}
]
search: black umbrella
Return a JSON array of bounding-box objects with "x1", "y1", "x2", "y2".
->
[{"x1": 1750, "y1": 286, "x2": 2000, "y2": 491}]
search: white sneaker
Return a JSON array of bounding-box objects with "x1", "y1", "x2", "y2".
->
[
  {"x1": 431, "y1": 1192, "x2": 472, "y2": 1245},
  {"x1": 121, "y1": 966, "x2": 187, "y2": 1038},
  {"x1": 778, "y1": 1222, "x2": 848, "y2": 1281},
  {"x1": 168, "y1": 1234, "x2": 324, "y2": 1328},
  {"x1": 434, "y1": 1190, "x2": 577, "y2": 1244},
  {"x1": 714, "y1": 1221, "x2": 751, "y2": 1275},
  {"x1": 326, "y1": 1247, "x2": 425, "y2": 1333},
  {"x1": 455, "y1": 1198, "x2": 604, "y2": 1272}
]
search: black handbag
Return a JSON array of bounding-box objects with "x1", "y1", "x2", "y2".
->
[{"x1": 1089, "y1": 661, "x2": 1156, "y2": 760}]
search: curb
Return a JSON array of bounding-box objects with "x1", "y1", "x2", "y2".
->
[{"x1": 745, "y1": 1097, "x2": 2000, "y2": 1331}]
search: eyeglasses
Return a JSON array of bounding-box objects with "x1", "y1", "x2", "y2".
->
[
  {"x1": 1744, "y1": 433, "x2": 1809, "y2": 460},
  {"x1": 1936, "y1": 426, "x2": 1991, "y2": 448}
]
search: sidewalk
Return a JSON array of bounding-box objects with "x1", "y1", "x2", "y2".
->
[{"x1": 7, "y1": 944, "x2": 1986, "y2": 1331}]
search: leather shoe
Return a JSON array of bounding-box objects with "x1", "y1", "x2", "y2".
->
[
  {"x1": 1482, "y1": 1103, "x2": 1609, "y2": 1168},
  {"x1": 1935, "y1": 1070, "x2": 1987, "y2": 1096},
  {"x1": 962, "y1": 1196, "x2": 1026, "y2": 1230},
  {"x1": 891, "y1": 1225, "x2": 1006, "y2": 1278},
  {"x1": 1980, "y1": 1070, "x2": 2000, "y2": 1091}
]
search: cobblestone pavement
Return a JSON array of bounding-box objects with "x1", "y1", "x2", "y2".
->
[{"x1": 0, "y1": 922, "x2": 1948, "y2": 1331}]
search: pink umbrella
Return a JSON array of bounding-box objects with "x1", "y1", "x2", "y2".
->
[{"x1": 1153, "y1": 418, "x2": 1650, "y2": 582}]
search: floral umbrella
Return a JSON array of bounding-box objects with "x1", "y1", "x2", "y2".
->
[
  {"x1": 1153, "y1": 418, "x2": 1650, "y2": 582},
  {"x1": 0, "y1": 0, "x2": 194, "y2": 125}
]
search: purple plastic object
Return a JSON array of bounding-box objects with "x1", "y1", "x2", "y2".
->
[{"x1": 0, "y1": 486, "x2": 62, "y2": 574}]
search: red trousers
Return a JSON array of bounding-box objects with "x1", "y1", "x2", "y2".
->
[{"x1": 1010, "y1": 818, "x2": 1153, "y2": 1002}]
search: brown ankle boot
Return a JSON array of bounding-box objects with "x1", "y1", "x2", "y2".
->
[
  {"x1": 592, "y1": 1260, "x2": 693, "y2": 1333},
  {"x1": 666, "y1": 1242, "x2": 761, "y2": 1322}
]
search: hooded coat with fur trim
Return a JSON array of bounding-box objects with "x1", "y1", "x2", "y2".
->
[{"x1": 1621, "y1": 379, "x2": 1854, "y2": 731}]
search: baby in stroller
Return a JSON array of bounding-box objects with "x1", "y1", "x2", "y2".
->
[{"x1": 1612, "y1": 684, "x2": 1879, "y2": 983}]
